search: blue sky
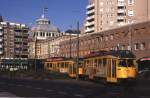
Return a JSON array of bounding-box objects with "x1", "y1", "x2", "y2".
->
[{"x1": 0, "y1": 0, "x2": 87, "y2": 31}]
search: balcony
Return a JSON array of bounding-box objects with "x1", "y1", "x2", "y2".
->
[
  {"x1": 86, "y1": 9, "x2": 95, "y2": 15},
  {"x1": 0, "y1": 38, "x2": 3, "y2": 42},
  {"x1": 117, "y1": 16, "x2": 125, "y2": 20},
  {"x1": 0, "y1": 51, "x2": 3, "y2": 54},
  {"x1": 85, "y1": 27, "x2": 94, "y2": 33},
  {"x1": 86, "y1": 4, "x2": 95, "y2": 9},
  {"x1": 0, "y1": 44, "x2": 3, "y2": 48},
  {"x1": 86, "y1": 15, "x2": 95, "y2": 21},
  {"x1": 0, "y1": 27, "x2": 2, "y2": 30},
  {"x1": 22, "y1": 52, "x2": 29, "y2": 55},
  {"x1": 0, "y1": 32, "x2": 2, "y2": 36},
  {"x1": 118, "y1": 2, "x2": 125, "y2": 6},
  {"x1": 85, "y1": 21, "x2": 95, "y2": 27},
  {"x1": 24, "y1": 39, "x2": 28, "y2": 41},
  {"x1": 117, "y1": 22, "x2": 125, "y2": 26},
  {"x1": 118, "y1": 9, "x2": 125, "y2": 13},
  {"x1": 23, "y1": 33, "x2": 28, "y2": 37}
]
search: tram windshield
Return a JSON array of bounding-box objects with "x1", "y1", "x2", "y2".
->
[
  {"x1": 127, "y1": 59, "x2": 135, "y2": 67},
  {"x1": 119, "y1": 59, "x2": 127, "y2": 67},
  {"x1": 119, "y1": 59, "x2": 135, "y2": 67},
  {"x1": 138, "y1": 59, "x2": 150, "y2": 71}
]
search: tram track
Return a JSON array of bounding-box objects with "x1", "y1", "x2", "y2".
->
[{"x1": 0, "y1": 77, "x2": 149, "y2": 98}]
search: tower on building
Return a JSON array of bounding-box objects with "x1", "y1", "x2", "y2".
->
[{"x1": 31, "y1": 8, "x2": 60, "y2": 40}]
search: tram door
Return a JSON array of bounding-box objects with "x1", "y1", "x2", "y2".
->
[{"x1": 107, "y1": 58, "x2": 117, "y2": 83}]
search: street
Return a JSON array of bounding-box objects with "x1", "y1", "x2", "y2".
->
[{"x1": 0, "y1": 77, "x2": 150, "y2": 98}]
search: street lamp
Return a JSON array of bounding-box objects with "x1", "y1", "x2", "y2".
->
[
  {"x1": 34, "y1": 37, "x2": 37, "y2": 72},
  {"x1": 76, "y1": 21, "x2": 80, "y2": 80}
]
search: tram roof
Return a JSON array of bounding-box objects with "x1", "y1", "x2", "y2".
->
[
  {"x1": 84, "y1": 50, "x2": 135, "y2": 59},
  {"x1": 46, "y1": 57, "x2": 84, "y2": 62},
  {"x1": 137, "y1": 57, "x2": 150, "y2": 62}
]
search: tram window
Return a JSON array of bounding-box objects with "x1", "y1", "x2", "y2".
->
[
  {"x1": 57, "y1": 63, "x2": 59, "y2": 68},
  {"x1": 86, "y1": 60, "x2": 90, "y2": 66},
  {"x1": 112, "y1": 59, "x2": 116, "y2": 77},
  {"x1": 50, "y1": 63, "x2": 52, "y2": 68},
  {"x1": 98, "y1": 59, "x2": 102, "y2": 67},
  {"x1": 65, "y1": 62, "x2": 69, "y2": 68},
  {"x1": 61, "y1": 63, "x2": 64, "y2": 68},
  {"x1": 138, "y1": 60, "x2": 150, "y2": 71},
  {"x1": 127, "y1": 59, "x2": 135, "y2": 67},
  {"x1": 57, "y1": 63, "x2": 60, "y2": 67},
  {"x1": 103, "y1": 58, "x2": 107, "y2": 66},
  {"x1": 94, "y1": 59, "x2": 97, "y2": 67},
  {"x1": 47, "y1": 63, "x2": 49, "y2": 68},
  {"x1": 119, "y1": 59, "x2": 127, "y2": 67}
]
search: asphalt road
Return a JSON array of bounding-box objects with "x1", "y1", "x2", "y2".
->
[{"x1": 0, "y1": 77, "x2": 150, "y2": 98}]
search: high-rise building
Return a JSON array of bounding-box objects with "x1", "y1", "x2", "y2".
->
[
  {"x1": 84, "y1": 0, "x2": 150, "y2": 34},
  {"x1": 0, "y1": 19, "x2": 29, "y2": 58}
]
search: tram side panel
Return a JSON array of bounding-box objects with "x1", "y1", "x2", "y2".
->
[
  {"x1": 83, "y1": 57, "x2": 107, "y2": 80},
  {"x1": 93, "y1": 58, "x2": 107, "y2": 81}
]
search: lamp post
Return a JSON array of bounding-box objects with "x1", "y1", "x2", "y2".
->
[
  {"x1": 69, "y1": 31, "x2": 72, "y2": 58},
  {"x1": 76, "y1": 21, "x2": 80, "y2": 80},
  {"x1": 34, "y1": 37, "x2": 37, "y2": 72}
]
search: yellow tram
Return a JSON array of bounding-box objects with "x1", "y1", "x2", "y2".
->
[
  {"x1": 44, "y1": 50, "x2": 137, "y2": 83},
  {"x1": 83, "y1": 50, "x2": 137, "y2": 83},
  {"x1": 44, "y1": 57, "x2": 84, "y2": 78}
]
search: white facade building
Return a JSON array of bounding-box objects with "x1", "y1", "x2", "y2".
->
[{"x1": 31, "y1": 15, "x2": 60, "y2": 40}]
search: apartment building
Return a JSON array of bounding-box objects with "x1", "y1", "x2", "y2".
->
[
  {"x1": 0, "y1": 16, "x2": 29, "y2": 58},
  {"x1": 84, "y1": 0, "x2": 150, "y2": 33}
]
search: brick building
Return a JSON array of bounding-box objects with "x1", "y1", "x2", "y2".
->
[{"x1": 60, "y1": 21, "x2": 150, "y2": 59}]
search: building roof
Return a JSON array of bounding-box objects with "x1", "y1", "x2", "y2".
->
[
  {"x1": 32, "y1": 24, "x2": 59, "y2": 32},
  {"x1": 65, "y1": 29, "x2": 80, "y2": 34},
  {"x1": 31, "y1": 15, "x2": 60, "y2": 32},
  {"x1": 84, "y1": 50, "x2": 136, "y2": 59}
]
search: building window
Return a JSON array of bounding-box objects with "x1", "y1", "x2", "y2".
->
[
  {"x1": 121, "y1": 45, "x2": 126, "y2": 50},
  {"x1": 128, "y1": 10, "x2": 134, "y2": 16},
  {"x1": 43, "y1": 32, "x2": 45, "y2": 36},
  {"x1": 100, "y1": 36, "x2": 103, "y2": 41},
  {"x1": 49, "y1": 33, "x2": 51, "y2": 36},
  {"x1": 105, "y1": 36, "x2": 108, "y2": 41},
  {"x1": 40, "y1": 32, "x2": 42, "y2": 36},
  {"x1": 128, "y1": 0, "x2": 134, "y2": 5},
  {"x1": 134, "y1": 43, "x2": 139, "y2": 50},
  {"x1": 127, "y1": 45, "x2": 131, "y2": 50},
  {"x1": 100, "y1": 2, "x2": 103, "y2": 6},
  {"x1": 140, "y1": 43, "x2": 146, "y2": 50},
  {"x1": 110, "y1": 34, "x2": 114, "y2": 40},
  {"x1": 100, "y1": 8, "x2": 103, "y2": 12}
]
